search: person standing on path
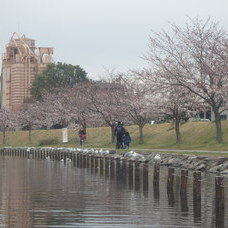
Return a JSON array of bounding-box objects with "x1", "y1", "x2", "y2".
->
[
  {"x1": 122, "y1": 131, "x2": 132, "y2": 149},
  {"x1": 78, "y1": 128, "x2": 86, "y2": 147},
  {"x1": 114, "y1": 121, "x2": 125, "y2": 149}
]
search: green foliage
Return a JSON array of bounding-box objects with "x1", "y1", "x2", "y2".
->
[
  {"x1": 31, "y1": 62, "x2": 89, "y2": 100},
  {"x1": 38, "y1": 138, "x2": 59, "y2": 146}
]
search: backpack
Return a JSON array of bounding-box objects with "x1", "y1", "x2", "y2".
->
[
  {"x1": 123, "y1": 135, "x2": 131, "y2": 143},
  {"x1": 81, "y1": 134, "x2": 86, "y2": 140},
  {"x1": 116, "y1": 125, "x2": 124, "y2": 135}
]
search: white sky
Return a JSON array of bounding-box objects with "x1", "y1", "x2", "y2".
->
[{"x1": 0, "y1": 0, "x2": 228, "y2": 79}]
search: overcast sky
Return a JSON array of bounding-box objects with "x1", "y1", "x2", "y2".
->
[{"x1": 1, "y1": 0, "x2": 228, "y2": 79}]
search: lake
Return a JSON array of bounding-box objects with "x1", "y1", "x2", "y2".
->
[{"x1": 0, "y1": 155, "x2": 227, "y2": 227}]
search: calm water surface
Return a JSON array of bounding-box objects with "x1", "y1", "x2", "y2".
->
[{"x1": 0, "y1": 156, "x2": 227, "y2": 227}]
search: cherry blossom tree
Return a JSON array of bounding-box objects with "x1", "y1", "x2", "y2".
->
[
  {"x1": 63, "y1": 83, "x2": 101, "y2": 131},
  {"x1": 155, "y1": 85, "x2": 199, "y2": 143},
  {"x1": 0, "y1": 108, "x2": 17, "y2": 144},
  {"x1": 84, "y1": 80, "x2": 126, "y2": 143},
  {"x1": 40, "y1": 91, "x2": 72, "y2": 129},
  {"x1": 146, "y1": 17, "x2": 228, "y2": 143},
  {"x1": 120, "y1": 73, "x2": 158, "y2": 143},
  {"x1": 16, "y1": 103, "x2": 44, "y2": 144}
]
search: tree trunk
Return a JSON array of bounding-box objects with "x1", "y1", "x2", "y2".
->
[
  {"x1": 138, "y1": 125, "x2": 144, "y2": 144},
  {"x1": 3, "y1": 128, "x2": 6, "y2": 144},
  {"x1": 29, "y1": 128, "x2": 32, "y2": 144},
  {"x1": 82, "y1": 123, "x2": 87, "y2": 133},
  {"x1": 174, "y1": 119, "x2": 182, "y2": 144},
  {"x1": 111, "y1": 125, "x2": 115, "y2": 143},
  {"x1": 213, "y1": 108, "x2": 223, "y2": 143}
]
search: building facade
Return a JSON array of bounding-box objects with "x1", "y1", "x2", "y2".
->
[{"x1": 0, "y1": 33, "x2": 53, "y2": 111}]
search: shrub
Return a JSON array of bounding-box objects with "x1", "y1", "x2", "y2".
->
[{"x1": 38, "y1": 138, "x2": 59, "y2": 146}]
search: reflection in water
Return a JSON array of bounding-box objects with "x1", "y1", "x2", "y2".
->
[
  {"x1": 121, "y1": 159, "x2": 128, "y2": 185},
  {"x1": 128, "y1": 160, "x2": 134, "y2": 189},
  {"x1": 135, "y1": 162, "x2": 141, "y2": 191},
  {"x1": 99, "y1": 157, "x2": 104, "y2": 176},
  {"x1": 104, "y1": 157, "x2": 109, "y2": 179},
  {"x1": 193, "y1": 171, "x2": 201, "y2": 223},
  {"x1": 167, "y1": 167, "x2": 175, "y2": 207},
  {"x1": 110, "y1": 158, "x2": 115, "y2": 179},
  {"x1": 142, "y1": 164, "x2": 149, "y2": 197},
  {"x1": 0, "y1": 155, "x2": 227, "y2": 227},
  {"x1": 215, "y1": 176, "x2": 225, "y2": 228},
  {"x1": 94, "y1": 157, "x2": 99, "y2": 174},
  {"x1": 153, "y1": 164, "x2": 160, "y2": 205},
  {"x1": 180, "y1": 169, "x2": 188, "y2": 214}
]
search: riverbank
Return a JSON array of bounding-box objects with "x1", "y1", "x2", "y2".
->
[
  {"x1": 1, "y1": 147, "x2": 228, "y2": 175},
  {"x1": 112, "y1": 150, "x2": 228, "y2": 174},
  {"x1": 1, "y1": 121, "x2": 228, "y2": 151},
  {"x1": 140, "y1": 151, "x2": 228, "y2": 174}
]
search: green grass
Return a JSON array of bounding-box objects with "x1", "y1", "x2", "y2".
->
[{"x1": 1, "y1": 121, "x2": 228, "y2": 156}]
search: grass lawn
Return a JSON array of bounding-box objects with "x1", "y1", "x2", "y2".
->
[{"x1": 1, "y1": 121, "x2": 228, "y2": 157}]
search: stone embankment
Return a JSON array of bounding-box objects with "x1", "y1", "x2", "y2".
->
[
  {"x1": 113, "y1": 150, "x2": 228, "y2": 174},
  {"x1": 142, "y1": 152, "x2": 228, "y2": 174},
  {"x1": 0, "y1": 147, "x2": 228, "y2": 175}
]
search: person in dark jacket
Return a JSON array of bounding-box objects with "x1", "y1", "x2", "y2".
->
[
  {"x1": 122, "y1": 131, "x2": 131, "y2": 149},
  {"x1": 114, "y1": 121, "x2": 125, "y2": 149}
]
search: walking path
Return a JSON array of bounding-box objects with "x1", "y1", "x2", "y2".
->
[
  {"x1": 134, "y1": 148, "x2": 228, "y2": 154},
  {"x1": 104, "y1": 148, "x2": 228, "y2": 154}
]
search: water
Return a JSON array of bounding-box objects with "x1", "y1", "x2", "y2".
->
[{"x1": 0, "y1": 156, "x2": 227, "y2": 227}]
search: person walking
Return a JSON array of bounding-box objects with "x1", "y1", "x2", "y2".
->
[
  {"x1": 78, "y1": 128, "x2": 86, "y2": 147},
  {"x1": 114, "y1": 121, "x2": 125, "y2": 149},
  {"x1": 122, "y1": 131, "x2": 132, "y2": 149}
]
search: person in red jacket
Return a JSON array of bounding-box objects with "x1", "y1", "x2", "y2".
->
[{"x1": 78, "y1": 128, "x2": 86, "y2": 147}]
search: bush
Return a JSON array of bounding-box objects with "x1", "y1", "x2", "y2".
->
[{"x1": 38, "y1": 138, "x2": 59, "y2": 146}]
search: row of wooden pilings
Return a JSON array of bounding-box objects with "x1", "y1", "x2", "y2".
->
[{"x1": 0, "y1": 147, "x2": 226, "y2": 227}]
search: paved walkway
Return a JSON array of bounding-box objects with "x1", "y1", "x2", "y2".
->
[
  {"x1": 133, "y1": 148, "x2": 228, "y2": 154},
  {"x1": 104, "y1": 148, "x2": 228, "y2": 154}
]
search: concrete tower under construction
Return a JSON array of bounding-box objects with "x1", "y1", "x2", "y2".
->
[{"x1": 0, "y1": 33, "x2": 53, "y2": 111}]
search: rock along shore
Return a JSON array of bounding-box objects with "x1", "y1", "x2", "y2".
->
[{"x1": 0, "y1": 147, "x2": 228, "y2": 175}]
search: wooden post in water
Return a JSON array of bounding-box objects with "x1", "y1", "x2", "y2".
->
[
  {"x1": 42, "y1": 149, "x2": 47, "y2": 159},
  {"x1": 41, "y1": 150, "x2": 44, "y2": 159},
  {"x1": 135, "y1": 161, "x2": 141, "y2": 191},
  {"x1": 110, "y1": 157, "x2": 115, "y2": 179},
  {"x1": 87, "y1": 155, "x2": 90, "y2": 168},
  {"x1": 95, "y1": 156, "x2": 99, "y2": 173},
  {"x1": 180, "y1": 169, "x2": 188, "y2": 214},
  {"x1": 91, "y1": 156, "x2": 95, "y2": 172},
  {"x1": 37, "y1": 149, "x2": 40, "y2": 159},
  {"x1": 128, "y1": 160, "x2": 134, "y2": 189},
  {"x1": 153, "y1": 163, "x2": 160, "y2": 202},
  {"x1": 215, "y1": 176, "x2": 224, "y2": 228},
  {"x1": 72, "y1": 153, "x2": 75, "y2": 163},
  {"x1": 82, "y1": 155, "x2": 86, "y2": 168},
  {"x1": 167, "y1": 167, "x2": 175, "y2": 207},
  {"x1": 100, "y1": 157, "x2": 104, "y2": 175},
  {"x1": 142, "y1": 163, "x2": 149, "y2": 194},
  {"x1": 79, "y1": 153, "x2": 83, "y2": 168},
  {"x1": 121, "y1": 159, "x2": 128, "y2": 185},
  {"x1": 76, "y1": 153, "x2": 80, "y2": 167},
  {"x1": 104, "y1": 157, "x2": 110, "y2": 178},
  {"x1": 115, "y1": 158, "x2": 120, "y2": 179},
  {"x1": 193, "y1": 171, "x2": 201, "y2": 223},
  {"x1": 58, "y1": 151, "x2": 61, "y2": 161}
]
